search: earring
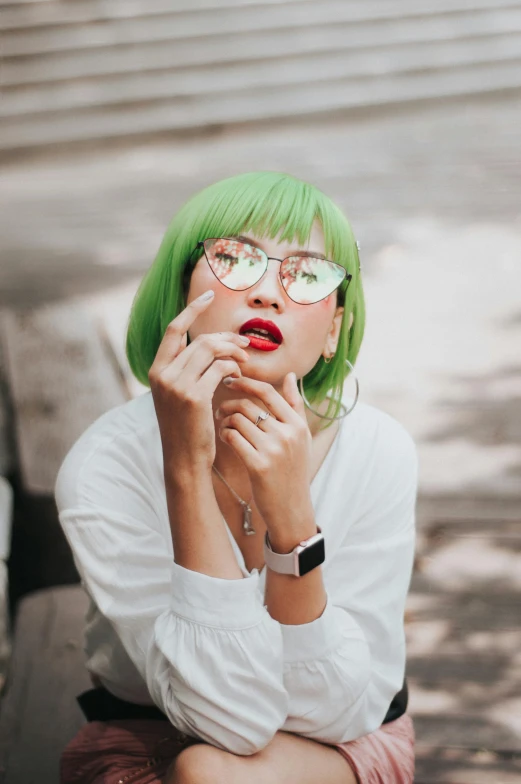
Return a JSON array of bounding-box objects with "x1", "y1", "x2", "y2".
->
[
  {"x1": 323, "y1": 355, "x2": 332, "y2": 364},
  {"x1": 298, "y1": 359, "x2": 359, "y2": 420}
]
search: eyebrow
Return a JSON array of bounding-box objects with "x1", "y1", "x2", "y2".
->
[{"x1": 230, "y1": 234, "x2": 328, "y2": 261}]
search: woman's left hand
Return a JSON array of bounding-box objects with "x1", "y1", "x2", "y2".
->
[{"x1": 216, "y1": 372, "x2": 315, "y2": 533}]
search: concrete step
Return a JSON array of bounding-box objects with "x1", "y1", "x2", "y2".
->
[
  {"x1": 5, "y1": 0, "x2": 521, "y2": 55},
  {"x1": 4, "y1": 0, "x2": 520, "y2": 37},
  {"x1": 3, "y1": 33, "x2": 521, "y2": 119},
  {"x1": 1, "y1": 0, "x2": 316, "y2": 32},
  {"x1": 3, "y1": 6, "x2": 521, "y2": 87},
  {"x1": 2, "y1": 57, "x2": 521, "y2": 156}
]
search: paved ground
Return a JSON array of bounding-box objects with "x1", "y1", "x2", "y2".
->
[
  {"x1": 1, "y1": 93, "x2": 520, "y2": 780},
  {"x1": 2, "y1": 92, "x2": 519, "y2": 494}
]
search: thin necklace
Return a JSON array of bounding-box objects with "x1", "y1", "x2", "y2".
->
[{"x1": 212, "y1": 464, "x2": 256, "y2": 535}]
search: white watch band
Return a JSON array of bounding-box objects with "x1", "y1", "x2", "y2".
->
[{"x1": 263, "y1": 526, "x2": 324, "y2": 576}]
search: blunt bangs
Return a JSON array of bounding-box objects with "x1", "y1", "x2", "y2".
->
[{"x1": 126, "y1": 171, "x2": 365, "y2": 424}]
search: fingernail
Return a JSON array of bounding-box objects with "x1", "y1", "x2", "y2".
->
[
  {"x1": 199, "y1": 290, "x2": 214, "y2": 301},
  {"x1": 223, "y1": 376, "x2": 235, "y2": 385},
  {"x1": 239, "y1": 335, "x2": 250, "y2": 345},
  {"x1": 215, "y1": 408, "x2": 222, "y2": 419}
]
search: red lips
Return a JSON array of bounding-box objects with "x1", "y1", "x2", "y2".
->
[{"x1": 239, "y1": 318, "x2": 283, "y2": 344}]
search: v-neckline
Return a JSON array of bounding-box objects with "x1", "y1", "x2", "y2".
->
[{"x1": 222, "y1": 413, "x2": 346, "y2": 577}]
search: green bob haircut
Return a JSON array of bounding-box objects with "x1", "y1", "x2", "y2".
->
[{"x1": 126, "y1": 171, "x2": 365, "y2": 424}]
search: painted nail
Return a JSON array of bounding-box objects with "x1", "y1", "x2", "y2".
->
[
  {"x1": 239, "y1": 335, "x2": 250, "y2": 345},
  {"x1": 199, "y1": 290, "x2": 214, "y2": 301},
  {"x1": 223, "y1": 376, "x2": 235, "y2": 385}
]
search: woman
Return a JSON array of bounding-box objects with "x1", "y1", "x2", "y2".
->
[{"x1": 56, "y1": 171, "x2": 418, "y2": 784}]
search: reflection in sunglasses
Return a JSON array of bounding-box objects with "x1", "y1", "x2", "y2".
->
[
  {"x1": 203, "y1": 238, "x2": 348, "y2": 304},
  {"x1": 208, "y1": 239, "x2": 266, "y2": 289}
]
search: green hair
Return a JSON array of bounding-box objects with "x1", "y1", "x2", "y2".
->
[{"x1": 126, "y1": 171, "x2": 365, "y2": 425}]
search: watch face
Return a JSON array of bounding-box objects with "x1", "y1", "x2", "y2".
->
[{"x1": 298, "y1": 538, "x2": 325, "y2": 576}]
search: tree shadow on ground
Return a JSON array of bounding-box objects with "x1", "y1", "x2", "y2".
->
[{"x1": 421, "y1": 358, "x2": 521, "y2": 485}]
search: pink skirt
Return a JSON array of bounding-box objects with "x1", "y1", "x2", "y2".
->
[{"x1": 60, "y1": 713, "x2": 415, "y2": 784}]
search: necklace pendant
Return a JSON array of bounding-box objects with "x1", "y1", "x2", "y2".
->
[{"x1": 241, "y1": 502, "x2": 256, "y2": 535}]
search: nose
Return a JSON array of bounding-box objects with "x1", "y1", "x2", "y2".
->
[{"x1": 245, "y1": 259, "x2": 286, "y2": 311}]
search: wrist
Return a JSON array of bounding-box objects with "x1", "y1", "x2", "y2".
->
[
  {"x1": 266, "y1": 515, "x2": 318, "y2": 554},
  {"x1": 164, "y1": 459, "x2": 213, "y2": 491}
]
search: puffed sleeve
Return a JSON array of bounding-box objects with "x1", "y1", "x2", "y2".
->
[
  {"x1": 278, "y1": 419, "x2": 418, "y2": 744},
  {"x1": 55, "y1": 437, "x2": 289, "y2": 756}
]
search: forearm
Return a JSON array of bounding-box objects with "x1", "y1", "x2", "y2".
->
[
  {"x1": 263, "y1": 510, "x2": 327, "y2": 625},
  {"x1": 165, "y1": 461, "x2": 244, "y2": 579}
]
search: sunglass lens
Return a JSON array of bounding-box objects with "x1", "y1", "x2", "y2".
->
[
  {"x1": 204, "y1": 239, "x2": 266, "y2": 290},
  {"x1": 280, "y1": 257, "x2": 346, "y2": 303}
]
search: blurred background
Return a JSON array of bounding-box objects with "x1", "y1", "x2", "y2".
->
[{"x1": 0, "y1": 1, "x2": 520, "y2": 782}]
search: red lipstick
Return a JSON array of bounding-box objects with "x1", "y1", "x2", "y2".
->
[{"x1": 239, "y1": 318, "x2": 283, "y2": 352}]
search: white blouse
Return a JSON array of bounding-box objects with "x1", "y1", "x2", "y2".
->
[{"x1": 55, "y1": 389, "x2": 418, "y2": 756}]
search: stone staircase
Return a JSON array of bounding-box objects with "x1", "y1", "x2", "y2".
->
[{"x1": 2, "y1": 0, "x2": 521, "y2": 157}]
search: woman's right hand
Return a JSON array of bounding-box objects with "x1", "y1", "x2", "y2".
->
[{"x1": 148, "y1": 290, "x2": 250, "y2": 474}]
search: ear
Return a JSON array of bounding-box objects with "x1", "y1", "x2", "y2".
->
[{"x1": 323, "y1": 306, "x2": 352, "y2": 358}]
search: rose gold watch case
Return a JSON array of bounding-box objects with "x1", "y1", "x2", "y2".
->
[{"x1": 264, "y1": 527, "x2": 324, "y2": 576}]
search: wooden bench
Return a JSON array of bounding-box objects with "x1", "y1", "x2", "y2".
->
[
  {"x1": 0, "y1": 585, "x2": 90, "y2": 784},
  {"x1": 0, "y1": 299, "x2": 133, "y2": 783}
]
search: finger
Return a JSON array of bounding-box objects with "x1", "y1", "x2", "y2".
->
[
  {"x1": 218, "y1": 404, "x2": 275, "y2": 434},
  {"x1": 154, "y1": 327, "x2": 249, "y2": 385},
  {"x1": 222, "y1": 375, "x2": 298, "y2": 425},
  {"x1": 194, "y1": 358, "x2": 244, "y2": 399},
  {"x1": 216, "y1": 398, "x2": 272, "y2": 426},
  {"x1": 219, "y1": 412, "x2": 268, "y2": 451},
  {"x1": 174, "y1": 334, "x2": 250, "y2": 378},
  {"x1": 281, "y1": 372, "x2": 308, "y2": 423},
  {"x1": 151, "y1": 290, "x2": 214, "y2": 374},
  {"x1": 151, "y1": 290, "x2": 217, "y2": 373},
  {"x1": 219, "y1": 419, "x2": 261, "y2": 469}
]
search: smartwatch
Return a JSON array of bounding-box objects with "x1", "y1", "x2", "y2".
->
[{"x1": 263, "y1": 526, "x2": 325, "y2": 577}]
